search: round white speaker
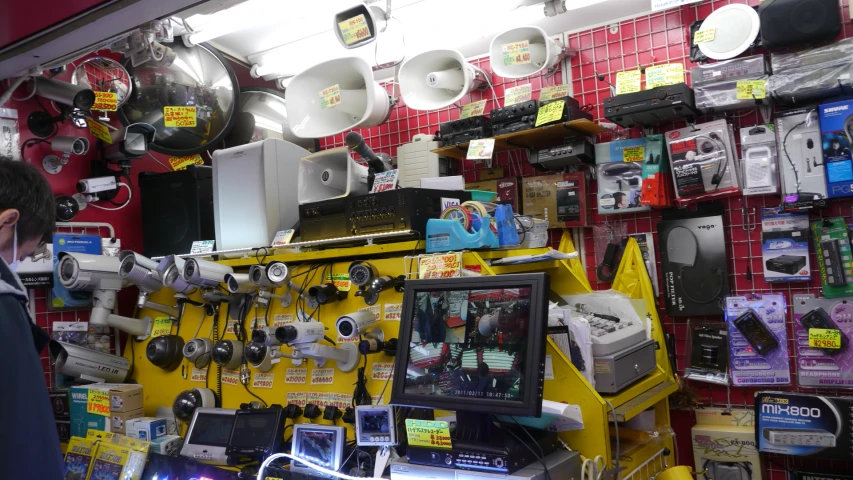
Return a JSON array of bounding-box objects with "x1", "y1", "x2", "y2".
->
[
  {"x1": 286, "y1": 57, "x2": 392, "y2": 138},
  {"x1": 697, "y1": 4, "x2": 760, "y2": 61},
  {"x1": 490, "y1": 26, "x2": 563, "y2": 79},
  {"x1": 398, "y1": 49, "x2": 484, "y2": 111}
]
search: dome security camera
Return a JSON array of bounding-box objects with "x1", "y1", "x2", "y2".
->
[
  {"x1": 245, "y1": 341, "x2": 284, "y2": 372},
  {"x1": 336, "y1": 310, "x2": 381, "y2": 341},
  {"x1": 249, "y1": 261, "x2": 290, "y2": 287},
  {"x1": 172, "y1": 388, "x2": 216, "y2": 423},
  {"x1": 147, "y1": 335, "x2": 185, "y2": 371},
  {"x1": 183, "y1": 338, "x2": 213, "y2": 368},
  {"x1": 182, "y1": 258, "x2": 234, "y2": 288},
  {"x1": 212, "y1": 340, "x2": 244, "y2": 370}
]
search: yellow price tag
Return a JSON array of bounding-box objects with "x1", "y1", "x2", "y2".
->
[
  {"x1": 645, "y1": 64, "x2": 684, "y2": 89},
  {"x1": 150, "y1": 317, "x2": 172, "y2": 338},
  {"x1": 535, "y1": 100, "x2": 565, "y2": 127},
  {"x1": 736, "y1": 80, "x2": 766, "y2": 99},
  {"x1": 405, "y1": 419, "x2": 452, "y2": 449},
  {"x1": 338, "y1": 14, "x2": 370, "y2": 45},
  {"x1": 501, "y1": 40, "x2": 531, "y2": 66},
  {"x1": 319, "y1": 84, "x2": 341, "y2": 109},
  {"x1": 88, "y1": 120, "x2": 112, "y2": 144},
  {"x1": 623, "y1": 146, "x2": 645, "y2": 163},
  {"x1": 615, "y1": 71, "x2": 642, "y2": 95},
  {"x1": 808, "y1": 328, "x2": 842, "y2": 349},
  {"x1": 86, "y1": 390, "x2": 110, "y2": 416},
  {"x1": 466, "y1": 138, "x2": 495, "y2": 160},
  {"x1": 163, "y1": 106, "x2": 197, "y2": 127},
  {"x1": 693, "y1": 28, "x2": 716, "y2": 44},
  {"x1": 168, "y1": 154, "x2": 204, "y2": 171},
  {"x1": 504, "y1": 84, "x2": 532, "y2": 107},
  {"x1": 325, "y1": 273, "x2": 351, "y2": 292},
  {"x1": 459, "y1": 100, "x2": 487, "y2": 119},
  {"x1": 538, "y1": 84, "x2": 568, "y2": 101},
  {"x1": 92, "y1": 92, "x2": 118, "y2": 112},
  {"x1": 190, "y1": 367, "x2": 207, "y2": 382},
  {"x1": 252, "y1": 372, "x2": 275, "y2": 389}
]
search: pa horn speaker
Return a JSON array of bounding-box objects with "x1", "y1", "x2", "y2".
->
[
  {"x1": 297, "y1": 147, "x2": 368, "y2": 204},
  {"x1": 489, "y1": 26, "x2": 564, "y2": 79},
  {"x1": 286, "y1": 57, "x2": 392, "y2": 138},
  {"x1": 398, "y1": 49, "x2": 484, "y2": 111}
]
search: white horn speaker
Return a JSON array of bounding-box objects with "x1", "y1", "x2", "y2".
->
[
  {"x1": 298, "y1": 147, "x2": 369, "y2": 204},
  {"x1": 490, "y1": 26, "x2": 564, "y2": 79},
  {"x1": 398, "y1": 49, "x2": 484, "y2": 111},
  {"x1": 286, "y1": 57, "x2": 392, "y2": 138}
]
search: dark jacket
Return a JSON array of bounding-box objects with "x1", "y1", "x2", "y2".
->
[{"x1": 0, "y1": 257, "x2": 64, "y2": 479}]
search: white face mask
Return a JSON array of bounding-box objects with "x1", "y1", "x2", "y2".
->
[{"x1": 8, "y1": 225, "x2": 20, "y2": 272}]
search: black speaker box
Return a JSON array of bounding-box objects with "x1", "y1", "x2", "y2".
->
[
  {"x1": 138, "y1": 165, "x2": 214, "y2": 257},
  {"x1": 759, "y1": 0, "x2": 841, "y2": 48}
]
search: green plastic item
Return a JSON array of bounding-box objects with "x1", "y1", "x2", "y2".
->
[{"x1": 466, "y1": 190, "x2": 496, "y2": 202}]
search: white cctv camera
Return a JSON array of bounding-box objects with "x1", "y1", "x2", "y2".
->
[
  {"x1": 182, "y1": 258, "x2": 233, "y2": 288},
  {"x1": 249, "y1": 261, "x2": 290, "y2": 287},
  {"x1": 224, "y1": 273, "x2": 257, "y2": 294},
  {"x1": 336, "y1": 310, "x2": 381, "y2": 341},
  {"x1": 158, "y1": 255, "x2": 197, "y2": 296},
  {"x1": 42, "y1": 137, "x2": 89, "y2": 175},
  {"x1": 245, "y1": 341, "x2": 284, "y2": 372},
  {"x1": 183, "y1": 338, "x2": 213, "y2": 368},
  {"x1": 212, "y1": 340, "x2": 244, "y2": 370},
  {"x1": 119, "y1": 250, "x2": 179, "y2": 318},
  {"x1": 252, "y1": 327, "x2": 281, "y2": 347},
  {"x1": 276, "y1": 321, "x2": 358, "y2": 372},
  {"x1": 275, "y1": 321, "x2": 326, "y2": 345},
  {"x1": 49, "y1": 340, "x2": 130, "y2": 383}
]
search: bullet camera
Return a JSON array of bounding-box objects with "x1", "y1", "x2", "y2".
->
[
  {"x1": 359, "y1": 337, "x2": 398, "y2": 356},
  {"x1": 212, "y1": 340, "x2": 244, "y2": 370},
  {"x1": 147, "y1": 334, "x2": 185, "y2": 371},
  {"x1": 158, "y1": 255, "x2": 197, "y2": 296},
  {"x1": 49, "y1": 340, "x2": 130, "y2": 383},
  {"x1": 276, "y1": 321, "x2": 358, "y2": 372},
  {"x1": 36, "y1": 77, "x2": 95, "y2": 110},
  {"x1": 252, "y1": 327, "x2": 281, "y2": 347},
  {"x1": 183, "y1": 338, "x2": 213, "y2": 368},
  {"x1": 225, "y1": 273, "x2": 257, "y2": 294},
  {"x1": 245, "y1": 341, "x2": 284, "y2": 372},
  {"x1": 309, "y1": 283, "x2": 347, "y2": 305},
  {"x1": 119, "y1": 250, "x2": 179, "y2": 318},
  {"x1": 348, "y1": 261, "x2": 377, "y2": 288},
  {"x1": 42, "y1": 136, "x2": 89, "y2": 175},
  {"x1": 275, "y1": 321, "x2": 326, "y2": 345},
  {"x1": 250, "y1": 261, "x2": 290, "y2": 287},
  {"x1": 336, "y1": 310, "x2": 381, "y2": 341},
  {"x1": 182, "y1": 258, "x2": 234, "y2": 288},
  {"x1": 354, "y1": 275, "x2": 405, "y2": 306}
]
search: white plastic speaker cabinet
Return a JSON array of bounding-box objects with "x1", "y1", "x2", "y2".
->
[
  {"x1": 489, "y1": 26, "x2": 564, "y2": 79},
  {"x1": 297, "y1": 147, "x2": 369, "y2": 204},
  {"x1": 398, "y1": 49, "x2": 483, "y2": 111},
  {"x1": 285, "y1": 57, "x2": 391, "y2": 138}
]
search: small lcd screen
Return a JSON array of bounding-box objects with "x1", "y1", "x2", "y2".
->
[
  {"x1": 295, "y1": 429, "x2": 339, "y2": 469},
  {"x1": 402, "y1": 287, "x2": 531, "y2": 402},
  {"x1": 187, "y1": 413, "x2": 235, "y2": 447},
  {"x1": 359, "y1": 409, "x2": 391, "y2": 435},
  {"x1": 228, "y1": 412, "x2": 276, "y2": 449}
]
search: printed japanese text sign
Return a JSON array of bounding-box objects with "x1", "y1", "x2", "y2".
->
[
  {"x1": 87, "y1": 390, "x2": 110, "y2": 416},
  {"x1": 623, "y1": 147, "x2": 645, "y2": 163},
  {"x1": 285, "y1": 368, "x2": 307, "y2": 384},
  {"x1": 405, "y1": 419, "x2": 452, "y2": 449},
  {"x1": 501, "y1": 41, "x2": 531, "y2": 66},
  {"x1": 419, "y1": 253, "x2": 462, "y2": 278},
  {"x1": 190, "y1": 367, "x2": 207, "y2": 382},
  {"x1": 371, "y1": 362, "x2": 394, "y2": 381},
  {"x1": 150, "y1": 317, "x2": 172, "y2": 338},
  {"x1": 311, "y1": 368, "x2": 335, "y2": 385},
  {"x1": 88, "y1": 121, "x2": 112, "y2": 144},
  {"x1": 338, "y1": 14, "x2": 370, "y2": 45},
  {"x1": 467, "y1": 138, "x2": 495, "y2": 160},
  {"x1": 168, "y1": 154, "x2": 204, "y2": 171},
  {"x1": 504, "y1": 85, "x2": 532, "y2": 107},
  {"x1": 252, "y1": 372, "x2": 275, "y2": 389},
  {"x1": 459, "y1": 100, "x2": 487, "y2": 119},
  {"x1": 539, "y1": 84, "x2": 568, "y2": 101},
  {"x1": 736, "y1": 80, "x2": 766, "y2": 100},
  {"x1": 320, "y1": 85, "x2": 341, "y2": 109}
]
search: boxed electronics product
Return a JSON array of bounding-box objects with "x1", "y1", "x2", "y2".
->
[
  {"x1": 692, "y1": 54, "x2": 770, "y2": 112},
  {"x1": 109, "y1": 384, "x2": 142, "y2": 413},
  {"x1": 70, "y1": 384, "x2": 116, "y2": 437},
  {"x1": 776, "y1": 108, "x2": 827, "y2": 209},
  {"x1": 150, "y1": 435, "x2": 183, "y2": 456},
  {"x1": 793, "y1": 294, "x2": 853, "y2": 388},
  {"x1": 811, "y1": 217, "x2": 853, "y2": 298},
  {"x1": 57, "y1": 419, "x2": 71, "y2": 442},
  {"x1": 465, "y1": 177, "x2": 520, "y2": 213},
  {"x1": 692, "y1": 408, "x2": 762, "y2": 480},
  {"x1": 756, "y1": 391, "x2": 853, "y2": 458},
  {"x1": 111, "y1": 408, "x2": 144, "y2": 434},
  {"x1": 761, "y1": 208, "x2": 811, "y2": 282},
  {"x1": 64, "y1": 436, "x2": 97, "y2": 479},
  {"x1": 666, "y1": 120, "x2": 740, "y2": 205},
  {"x1": 50, "y1": 389, "x2": 71, "y2": 419},
  {"x1": 818, "y1": 100, "x2": 853, "y2": 198},
  {"x1": 741, "y1": 125, "x2": 780, "y2": 196},
  {"x1": 521, "y1": 173, "x2": 587, "y2": 228},
  {"x1": 769, "y1": 38, "x2": 853, "y2": 105},
  {"x1": 725, "y1": 294, "x2": 790, "y2": 386},
  {"x1": 90, "y1": 442, "x2": 132, "y2": 480},
  {"x1": 125, "y1": 417, "x2": 167, "y2": 441},
  {"x1": 595, "y1": 138, "x2": 650, "y2": 215},
  {"x1": 684, "y1": 322, "x2": 729, "y2": 385},
  {"x1": 639, "y1": 134, "x2": 674, "y2": 208},
  {"x1": 51, "y1": 233, "x2": 100, "y2": 309},
  {"x1": 658, "y1": 210, "x2": 730, "y2": 316}
]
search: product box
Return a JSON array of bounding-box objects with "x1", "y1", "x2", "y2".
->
[
  {"x1": 50, "y1": 389, "x2": 71, "y2": 419},
  {"x1": 793, "y1": 294, "x2": 853, "y2": 388},
  {"x1": 51, "y1": 234, "x2": 101, "y2": 309},
  {"x1": 595, "y1": 138, "x2": 651, "y2": 215},
  {"x1": 811, "y1": 217, "x2": 853, "y2": 298},
  {"x1": 761, "y1": 207, "x2": 811, "y2": 282},
  {"x1": 125, "y1": 417, "x2": 167, "y2": 441},
  {"x1": 111, "y1": 408, "x2": 145, "y2": 434},
  {"x1": 86, "y1": 430, "x2": 151, "y2": 480},
  {"x1": 741, "y1": 125, "x2": 780, "y2": 196},
  {"x1": 15, "y1": 242, "x2": 53, "y2": 287},
  {"x1": 658, "y1": 212, "x2": 729, "y2": 316},
  {"x1": 465, "y1": 177, "x2": 519, "y2": 212},
  {"x1": 70, "y1": 385, "x2": 114, "y2": 438},
  {"x1": 692, "y1": 408, "x2": 762, "y2": 480},
  {"x1": 63, "y1": 436, "x2": 97, "y2": 479},
  {"x1": 776, "y1": 108, "x2": 827, "y2": 209},
  {"x1": 90, "y1": 442, "x2": 131, "y2": 480},
  {"x1": 756, "y1": 391, "x2": 853, "y2": 458},
  {"x1": 726, "y1": 294, "x2": 790, "y2": 386},
  {"x1": 666, "y1": 119, "x2": 741, "y2": 205},
  {"x1": 150, "y1": 435, "x2": 183, "y2": 456},
  {"x1": 109, "y1": 384, "x2": 143, "y2": 413},
  {"x1": 639, "y1": 134, "x2": 674, "y2": 208},
  {"x1": 818, "y1": 100, "x2": 853, "y2": 198},
  {"x1": 520, "y1": 173, "x2": 587, "y2": 228},
  {"x1": 57, "y1": 419, "x2": 71, "y2": 443},
  {"x1": 628, "y1": 232, "x2": 659, "y2": 296}
]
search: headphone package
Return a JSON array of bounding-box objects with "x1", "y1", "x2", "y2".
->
[
  {"x1": 760, "y1": 207, "x2": 811, "y2": 283},
  {"x1": 725, "y1": 294, "x2": 791, "y2": 386},
  {"x1": 639, "y1": 134, "x2": 675, "y2": 208},
  {"x1": 818, "y1": 99, "x2": 853, "y2": 199},
  {"x1": 594, "y1": 138, "x2": 651, "y2": 215},
  {"x1": 692, "y1": 408, "x2": 762, "y2": 480},
  {"x1": 684, "y1": 322, "x2": 730, "y2": 385},
  {"x1": 775, "y1": 108, "x2": 827, "y2": 208},
  {"x1": 667, "y1": 120, "x2": 741, "y2": 205},
  {"x1": 793, "y1": 294, "x2": 853, "y2": 388},
  {"x1": 740, "y1": 125, "x2": 779, "y2": 196}
]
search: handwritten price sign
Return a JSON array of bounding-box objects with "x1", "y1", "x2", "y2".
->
[
  {"x1": 311, "y1": 368, "x2": 335, "y2": 385},
  {"x1": 319, "y1": 84, "x2": 341, "y2": 109},
  {"x1": 221, "y1": 370, "x2": 240, "y2": 385},
  {"x1": 337, "y1": 333, "x2": 360, "y2": 344},
  {"x1": 190, "y1": 367, "x2": 207, "y2": 382},
  {"x1": 384, "y1": 303, "x2": 402, "y2": 321},
  {"x1": 645, "y1": 64, "x2": 683, "y2": 89},
  {"x1": 163, "y1": 106, "x2": 197, "y2": 127},
  {"x1": 809, "y1": 328, "x2": 842, "y2": 349},
  {"x1": 360, "y1": 305, "x2": 382, "y2": 322},
  {"x1": 419, "y1": 253, "x2": 462, "y2": 278},
  {"x1": 736, "y1": 80, "x2": 766, "y2": 100},
  {"x1": 286, "y1": 391, "x2": 307, "y2": 407},
  {"x1": 150, "y1": 317, "x2": 172, "y2": 338},
  {"x1": 225, "y1": 319, "x2": 238, "y2": 335},
  {"x1": 504, "y1": 84, "x2": 532, "y2": 107},
  {"x1": 615, "y1": 70, "x2": 642, "y2": 95},
  {"x1": 331, "y1": 393, "x2": 351, "y2": 409},
  {"x1": 168, "y1": 154, "x2": 204, "y2": 171},
  {"x1": 539, "y1": 84, "x2": 568, "y2": 101},
  {"x1": 87, "y1": 390, "x2": 110, "y2": 416},
  {"x1": 92, "y1": 92, "x2": 118, "y2": 112},
  {"x1": 501, "y1": 40, "x2": 531, "y2": 66},
  {"x1": 338, "y1": 14, "x2": 370, "y2": 45},
  {"x1": 307, "y1": 391, "x2": 329, "y2": 407},
  {"x1": 405, "y1": 420, "x2": 452, "y2": 450},
  {"x1": 371, "y1": 362, "x2": 394, "y2": 381},
  {"x1": 623, "y1": 146, "x2": 645, "y2": 163},
  {"x1": 459, "y1": 100, "x2": 487, "y2": 119},
  {"x1": 325, "y1": 273, "x2": 351, "y2": 292},
  {"x1": 535, "y1": 100, "x2": 565, "y2": 127},
  {"x1": 88, "y1": 120, "x2": 112, "y2": 144},
  {"x1": 285, "y1": 368, "x2": 307, "y2": 384},
  {"x1": 272, "y1": 314, "x2": 294, "y2": 327},
  {"x1": 466, "y1": 138, "x2": 495, "y2": 161},
  {"x1": 252, "y1": 372, "x2": 275, "y2": 389},
  {"x1": 693, "y1": 28, "x2": 716, "y2": 44}
]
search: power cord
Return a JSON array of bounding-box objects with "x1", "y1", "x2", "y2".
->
[{"x1": 352, "y1": 355, "x2": 372, "y2": 406}]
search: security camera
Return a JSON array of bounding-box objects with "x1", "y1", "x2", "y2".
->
[
  {"x1": 182, "y1": 258, "x2": 234, "y2": 288},
  {"x1": 172, "y1": 388, "x2": 216, "y2": 423},
  {"x1": 158, "y1": 255, "x2": 197, "y2": 296},
  {"x1": 252, "y1": 327, "x2": 281, "y2": 347},
  {"x1": 245, "y1": 341, "x2": 284, "y2": 372},
  {"x1": 212, "y1": 340, "x2": 244, "y2": 370},
  {"x1": 250, "y1": 261, "x2": 290, "y2": 287},
  {"x1": 354, "y1": 275, "x2": 405, "y2": 306},
  {"x1": 49, "y1": 340, "x2": 130, "y2": 383},
  {"x1": 147, "y1": 334, "x2": 185, "y2": 371},
  {"x1": 119, "y1": 250, "x2": 179, "y2": 318},
  {"x1": 276, "y1": 321, "x2": 358, "y2": 372},
  {"x1": 42, "y1": 137, "x2": 89, "y2": 175},
  {"x1": 77, "y1": 176, "x2": 118, "y2": 194},
  {"x1": 358, "y1": 337, "x2": 398, "y2": 356},
  {"x1": 309, "y1": 283, "x2": 347, "y2": 304},
  {"x1": 336, "y1": 310, "x2": 381, "y2": 341},
  {"x1": 103, "y1": 123, "x2": 156, "y2": 174},
  {"x1": 183, "y1": 338, "x2": 213, "y2": 368},
  {"x1": 275, "y1": 321, "x2": 326, "y2": 345},
  {"x1": 225, "y1": 273, "x2": 257, "y2": 294},
  {"x1": 348, "y1": 261, "x2": 377, "y2": 288},
  {"x1": 35, "y1": 77, "x2": 95, "y2": 109}
]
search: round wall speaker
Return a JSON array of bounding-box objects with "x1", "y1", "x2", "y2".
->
[{"x1": 698, "y1": 4, "x2": 760, "y2": 60}]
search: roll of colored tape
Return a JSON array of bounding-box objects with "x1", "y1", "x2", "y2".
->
[
  {"x1": 461, "y1": 201, "x2": 488, "y2": 218},
  {"x1": 440, "y1": 205, "x2": 473, "y2": 231}
]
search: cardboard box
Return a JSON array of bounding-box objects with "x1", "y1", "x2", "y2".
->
[
  {"x1": 692, "y1": 408, "x2": 762, "y2": 480},
  {"x1": 111, "y1": 408, "x2": 144, "y2": 434},
  {"x1": 818, "y1": 99, "x2": 853, "y2": 199},
  {"x1": 125, "y1": 417, "x2": 167, "y2": 441},
  {"x1": 520, "y1": 173, "x2": 587, "y2": 229},
  {"x1": 50, "y1": 389, "x2": 70, "y2": 419},
  {"x1": 69, "y1": 385, "x2": 116, "y2": 438},
  {"x1": 109, "y1": 385, "x2": 143, "y2": 413},
  {"x1": 465, "y1": 177, "x2": 519, "y2": 212},
  {"x1": 150, "y1": 435, "x2": 183, "y2": 456}
]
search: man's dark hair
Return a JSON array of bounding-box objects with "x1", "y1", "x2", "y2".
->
[
  {"x1": 613, "y1": 192, "x2": 626, "y2": 207},
  {"x1": 0, "y1": 159, "x2": 55, "y2": 244}
]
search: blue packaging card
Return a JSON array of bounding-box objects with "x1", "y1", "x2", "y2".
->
[
  {"x1": 726, "y1": 294, "x2": 791, "y2": 386},
  {"x1": 51, "y1": 234, "x2": 101, "y2": 309},
  {"x1": 818, "y1": 100, "x2": 853, "y2": 198}
]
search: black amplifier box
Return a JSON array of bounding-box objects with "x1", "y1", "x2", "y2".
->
[
  {"x1": 604, "y1": 83, "x2": 700, "y2": 128},
  {"x1": 490, "y1": 100, "x2": 539, "y2": 123},
  {"x1": 439, "y1": 116, "x2": 491, "y2": 136},
  {"x1": 530, "y1": 139, "x2": 595, "y2": 170},
  {"x1": 493, "y1": 118, "x2": 535, "y2": 136},
  {"x1": 440, "y1": 128, "x2": 491, "y2": 147},
  {"x1": 536, "y1": 97, "x2": 593, "y2": 127}
]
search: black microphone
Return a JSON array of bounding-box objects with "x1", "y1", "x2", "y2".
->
[{"x1": 345, "y1": 131, "x2": 386, "y2": 173}]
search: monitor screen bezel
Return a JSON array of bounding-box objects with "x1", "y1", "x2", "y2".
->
[
  {"x1": 180, "y1": 407, "x2": 237, "y2": 462},
  {"x1": 290, "y1": 424, "x2": 346, "y2": 476},
  {"x1": 354, "y1": 404, "x2": 396, "y2": 446},
  {"x1": 390, "y1": 273, "x2": 549, "y2": 417},
  {"x1": 225, "y1": 407, "x2": 284, "y2": 456}
]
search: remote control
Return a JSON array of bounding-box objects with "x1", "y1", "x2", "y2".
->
[{"x1": 732, "y1": 309, "x2": 779, "y2": 356}]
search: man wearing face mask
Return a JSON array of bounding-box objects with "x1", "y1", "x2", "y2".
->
[{"x1": 0, "y1": 160, "x2": 63, "y2": 479}]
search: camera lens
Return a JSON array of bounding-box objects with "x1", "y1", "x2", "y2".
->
[
  {"x1": 252, "y1": 330, "x2": 267, "y2": 343},
  {"x1": 185, "y1": 261, "x2": 196, "y2": 277},
  {"x1": 338, "y1": 321, "x2": 354, "y2": 338},
  {"x1": 60, "y1": 258, "x2": 75, "y2": 281},
  {"x1": 245, "y1": 342, "x2": 266, "y2": 364},
  {"x1": 251, "y1": 267, "x2": 263, "y2": 283},
  {"x1": 275, "y1": 325, "x2": 298, "y2": 344},
  {"x1": 227, "y1": 276, "x2": 239, "y2": 292}
]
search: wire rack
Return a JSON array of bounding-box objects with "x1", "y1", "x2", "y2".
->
[{"x1": 623, "y1": 447, "x2": 671, "y2": 480}]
